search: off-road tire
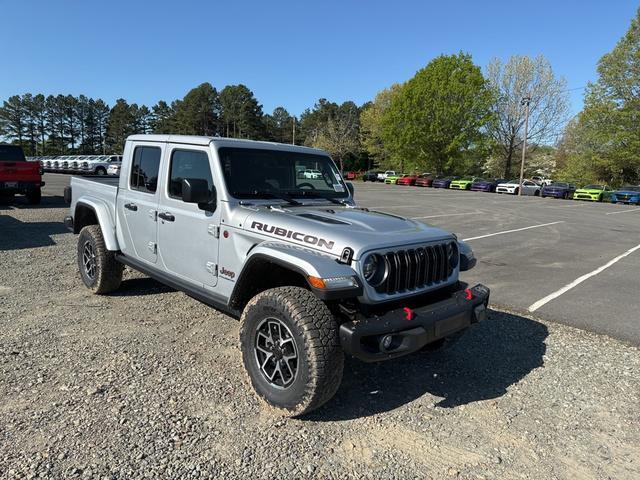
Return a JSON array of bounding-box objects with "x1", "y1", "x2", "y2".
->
[
  {"x1": 240, "y1": 286, "x2": 344, "y2": 416},
  {"x1": 26, "y1": 188, "x2": 41, "y2": 205},
  {"x1": 77, "y1": 225, "x2": 123, "y2": 294}
]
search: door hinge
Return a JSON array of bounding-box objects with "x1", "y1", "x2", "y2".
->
[
  {"x1": 147, "y1": 242, "x2": 157, "y2": 254},
  {"x1": 149, "y1": 209, "x2": 157, "y2": 221},
  {"x1": 206, "y1": 262, "x2": 218, "y2": 276},
  {"x1": 208, "y1": 224, "x2": 220, "y2": 238}
]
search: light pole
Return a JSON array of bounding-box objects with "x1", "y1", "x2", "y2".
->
[
  {"x1": 518, "y1": 94, "x2": 531, "y2": 196},
  {"x1": 292, "y1": 116, "x2": 296, "y2": 145}
]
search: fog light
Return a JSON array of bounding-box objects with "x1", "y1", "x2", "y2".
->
[{"x1": 380, "y1": 334, "x2": 393, "y2": 351}]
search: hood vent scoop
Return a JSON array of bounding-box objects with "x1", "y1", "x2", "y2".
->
[{"x1": 297, "y1": 213, "x2": 350, "y2": 225}]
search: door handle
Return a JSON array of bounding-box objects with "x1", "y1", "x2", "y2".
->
[
  {"x1": 124, "y1": 203, "x2": 138, "y2": 211},
  {"x1": 158, "y1": 212, "x2": 175, "y2": 222}
]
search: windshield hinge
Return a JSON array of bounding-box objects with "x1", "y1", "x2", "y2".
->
[
  {"x1": 208, "y1": 225, "x2": 220, "y2": 238},
  {"x1": 206, "y1": 262, "x2": 218, "y2": 276}
]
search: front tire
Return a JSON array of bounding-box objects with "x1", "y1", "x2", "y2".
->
[
  {"x1": 95, "y1": 167, "x2": 107, "y2": 176},
  {"x1": 240, "y1": 287, "x2": 344, "y2": 416},
  {"x1": 77, "y1": 225, "x2": 123, "y2": 294}
]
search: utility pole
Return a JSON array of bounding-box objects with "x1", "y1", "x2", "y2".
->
[
  {"x1": 292, "y1": 116, "x2": 296, "y2": 145},
  {"x1": 518, "y1": 94, "x2": 531, "y2": 196}
]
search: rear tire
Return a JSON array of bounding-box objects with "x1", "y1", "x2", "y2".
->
[
  {"x1": 77, "y1": 225, "x2": 123, "y2": 294},
  {"x1": 26, "y1": 188, "x2": 41, "y2": 205},
  {"x1": 240, "y1": 287, "x2": 344, "y2": 416}
]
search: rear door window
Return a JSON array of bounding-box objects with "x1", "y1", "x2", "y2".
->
[{"x1": 130, "y1": 146, "x2": 161, "y2": 193}]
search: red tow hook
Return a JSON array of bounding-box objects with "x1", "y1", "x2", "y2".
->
[
  {"x1": 403, "y1": 307, "x2": 414, "y2": 321},
  {"x1": 464, "y1": 288, "x2": 473, "y2": 301}
]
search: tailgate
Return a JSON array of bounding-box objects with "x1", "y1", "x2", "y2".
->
[{"x1": 0, "y1": 161, "x2": 41, "y2": 183}]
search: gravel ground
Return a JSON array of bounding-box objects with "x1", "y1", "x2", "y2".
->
[{"x1": 1, "y1": 197, "x2": 639, "y2": 480}]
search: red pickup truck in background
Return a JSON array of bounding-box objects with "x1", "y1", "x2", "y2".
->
[{"x1": 0, "y1": 144, "x2": 44, "y2": 204}]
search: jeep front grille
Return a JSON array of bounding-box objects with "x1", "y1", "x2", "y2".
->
[{"x1": 375, "y1": 243, "x2": 454, "y2": 295}]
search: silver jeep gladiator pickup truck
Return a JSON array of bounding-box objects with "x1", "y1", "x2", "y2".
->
[{"x1": 64, "y1": 134, "x2": 489, "y2": 416}]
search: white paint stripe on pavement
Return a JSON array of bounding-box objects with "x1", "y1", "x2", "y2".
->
[
  {"x1": 528, "y1": 242, "x2": 640, "y2": 312},
  {"x1": 462, "y1": 221, "x2": 564, "y2": 242},
  {"x1": 605, "y1": 207, "x2": 640, "y2": 215},
  {"x1": 411, "y1": 212, "x2": 481, "y2": 219}
]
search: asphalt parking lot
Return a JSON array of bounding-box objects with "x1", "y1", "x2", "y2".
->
[
  {"x1": 354, "y1": 181, "x2": 640, "y2": 346},
  {"x1": 40, "y1": 173, "x2": 640, "y2": 345},
  {"x1": 1, "y1": 173, "x2": 639, "y2": 479}
]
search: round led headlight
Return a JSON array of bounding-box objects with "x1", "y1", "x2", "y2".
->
[
  {"x1": 447, "y1": 241, "x2": 459, "y2": 269},
  {"x1": 362, "y1": 253, "x2": 387, "y2": 287}
]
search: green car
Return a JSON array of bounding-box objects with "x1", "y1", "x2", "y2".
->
[
  {"x1": 384, "y1": 174, "x2": 402, "y2": 184},
  {"x1": 573, "y1": 184, "x2": 613, "y2": 202},
  {"x1": 449, "y1": 177, "x2": 479, "y2": 190}
]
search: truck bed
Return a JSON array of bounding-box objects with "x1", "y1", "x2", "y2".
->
[{"x1": 68, "y1": 176, "x2": 120, "y2": 228}]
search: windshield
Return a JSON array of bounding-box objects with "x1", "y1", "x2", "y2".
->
[
  {"x1": 584, "y1": 185, "x2": 603, "y2": 189},
  {"x1": 0, "y1": 145, "x2": 26, "y2": 162},
  {"x1": 619, "y1": 185, "x2": 640, "y2": 192},
  {"x1": 219, "y1": 147, "x2": 349, "y2": 200},
  {"x1": 551, "y1": 182, "x2": 568, "y2": 187}
]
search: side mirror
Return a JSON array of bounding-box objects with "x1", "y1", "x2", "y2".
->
[
  {"x1": 346, "y1": 182, "x2": 354, "y2": 198},
  {"x1": 182, "y1": 178, "x2": 216, "y2": 211}
]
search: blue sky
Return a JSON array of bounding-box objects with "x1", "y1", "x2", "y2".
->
[{"x1": 1, "y1": 0, "x2": 637, "y2": 116}]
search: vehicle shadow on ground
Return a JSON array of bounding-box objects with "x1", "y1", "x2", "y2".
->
[
  {"x1": 0, "y1": 195, "x2": 67, "y2": 210},
  {"x1": 307, "y1": 309, "x2": 548, "y2": 421},
  {"x1": 111, "y1": 277, "x2": 176, "y2": 297},
  {"x1": 0, "y1": 215, "x2": 69, "y2": 251}
]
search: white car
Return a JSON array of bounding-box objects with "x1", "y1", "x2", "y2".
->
[
  {"x1": 378, "y1": 170, "x2": 396, "y2": 182},
  {"x1": 302, "y1": 169, "x2": 322, "y2": 179},
  {"x1": 80, "y1": 155, "x2": 122, "y2": 175},
  {"x1": 496, "y1": 179, "x2": 541, "y2": 196},
  {"x1": 531, "y1": 176, "x2": 553, "y2": 186},
  {"x1": 107, "y1": 163, "x2": 121, "y2": 176}
]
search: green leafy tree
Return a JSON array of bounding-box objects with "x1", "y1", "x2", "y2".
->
[
  {"x1": 311, "y1": 101, "x2": 361, "y2": 171},
  {"x1": 360, "y1": 84, "x2": 401, "y2": 169},
  {"x1": 219, "y1": 84, "x2": 265, "y2": 139},
  {"x1": 173, "y1": 83, "x2": 221, "y2": 136},
  {"x1": 0, "y1": 95, "x2": 27, "y2": 147},
  {"x1": 558, "y1": 9, "x2": 640, "y2": 186},
  {"x1": 381, "y1": 53, "x2": 492, "y2": 174},
  {"x1": 106, "y1": 99, "x2": 136, "y2": 153},
  {"x1": 264, "y1": 106, "x2": 295, "y2": 144},
  {"x1": 151, "y1": 100, "x2": 176, "y2": 134}
]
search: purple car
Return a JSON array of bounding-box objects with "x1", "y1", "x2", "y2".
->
[
  {"x1": 541, "y1": 182, "x2": 576, "y2": 199},
  {"x1": 470, "y1": 178, "x2": 505, "y2": 192},
  {"x1": 432, "y1": 176, "x2": 458, "y2": 188}
]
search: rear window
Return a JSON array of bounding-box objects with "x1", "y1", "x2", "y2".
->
[{"x1": 0, "y1": 145, "x2": 26, "y2": 162}]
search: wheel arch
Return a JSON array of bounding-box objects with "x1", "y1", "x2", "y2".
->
[
  {"x1": 73, "y1": 200, "x2": 119, "y2": 251},
  {"x1": 229, "y1": 242, "x2": 360, "y2": 310}
]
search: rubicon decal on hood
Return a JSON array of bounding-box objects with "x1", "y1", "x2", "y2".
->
[{"x1": 251, "y1": 221, "x2": 335, "y2": 250}]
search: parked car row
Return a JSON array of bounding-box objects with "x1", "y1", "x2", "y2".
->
[
  {"x1": 363, "y1": 170, "x2": 640, "y2": 204},
  {"x1": 27, "y1": 155, "x2": 123, "y2": 175}
]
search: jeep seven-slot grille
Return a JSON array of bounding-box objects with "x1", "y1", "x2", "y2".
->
[{"x1": 375, "y1": 243, "x2": 454, "y2": 295}]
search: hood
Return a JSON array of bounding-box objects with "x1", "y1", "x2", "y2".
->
[
  {"x1": 576, "y1": 188, "x2": 602, "y2": 193},
  {"x1": 239, "y1": 204, "x2": 454, "y2": 260},
  {"x1": 498, "y1": 182, "x2": 519, "y2": 187}
]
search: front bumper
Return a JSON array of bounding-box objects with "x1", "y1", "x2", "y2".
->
[
  {"x1": 574, "y1": 193, "x2": 599, "y2": 201},
  {"x1": 339, "y1": 283, "x2": 490, "y2": 362}
]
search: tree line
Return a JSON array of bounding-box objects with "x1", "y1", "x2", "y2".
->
[{"x1": 1, "y1": 8, "x2": 638, "y2": 185}]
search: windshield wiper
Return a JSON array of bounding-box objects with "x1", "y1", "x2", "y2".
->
[
  {"x1": 233, "y1": 190, "x2": 302, "y2": 206},
  {"x1": 292, "y1": 190, "x2": 347, "y2": 205}
]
